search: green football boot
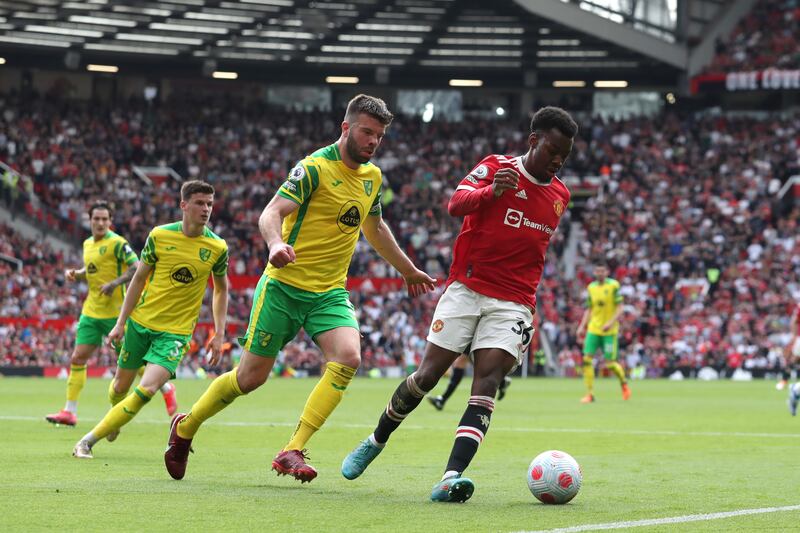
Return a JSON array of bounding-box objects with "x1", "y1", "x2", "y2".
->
[{"x1": 430, "y1": 475, "x2": 474, "y2": 503}]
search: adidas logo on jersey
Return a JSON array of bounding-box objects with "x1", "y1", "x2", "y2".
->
[{"x1": 515, "y1": 189, "x2": 528, "y2": 200}]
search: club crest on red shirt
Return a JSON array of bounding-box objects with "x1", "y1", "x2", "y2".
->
[{"x1": 553, "y1": 199, "x2": 565, "y2": 217}]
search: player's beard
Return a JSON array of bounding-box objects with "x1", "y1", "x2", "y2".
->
[{"x1": 345, "y1": 133, "x2": 371, "y2": 164}]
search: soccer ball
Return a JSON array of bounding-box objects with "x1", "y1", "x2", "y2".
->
[{"x1": 526, "y1": 450, "x2": 582, "y2": 504}]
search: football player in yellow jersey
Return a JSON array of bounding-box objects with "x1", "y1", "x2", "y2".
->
[
  {"x1": 576, "y1": 258, "x2": 631, "y2": 403},
  {"x1": 46, "y1": 202, "x2": 178, "y2": 427},
  {"x1": 72, "y1": 181, "x2": 229, "y2": 459},
  {"x1": 164, "y1": 94, "x2": 436, "y2": 482}
]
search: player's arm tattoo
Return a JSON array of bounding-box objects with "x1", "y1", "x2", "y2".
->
[{"x1": 113, "y1": 262, "x2": 139, "y2": 288}]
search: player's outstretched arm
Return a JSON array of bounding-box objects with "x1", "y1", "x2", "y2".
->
[
  {"x1": 208, "y1": 273, "x2": 229, "y2": 366},
  {"x1": 100, "y1": 261, "x2": 139, "y2": 296},
  {"x1": 106, "y1": 262, "x2": 154, "y2": 347},
  {"x1": 259, "y1": 195, "x2": 300, "y2": 268},
  {"x1": 361, "y1": 215, "x2": 436, "y2": 297}
]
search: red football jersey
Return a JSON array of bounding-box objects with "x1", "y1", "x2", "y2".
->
[{"x1": 446, "y1": 154, "x2": 570, "y2": 310}]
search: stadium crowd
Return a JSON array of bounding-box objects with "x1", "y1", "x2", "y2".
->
[
  {"x1": 1, "y1": 91, "x2": 798, "y2": 378},
  {"x1": 544, "y1": 112, "x2": 800, "y2": 378},
  {"x1": 705, "y1": 0, "x2": 800, "y2": 74}
]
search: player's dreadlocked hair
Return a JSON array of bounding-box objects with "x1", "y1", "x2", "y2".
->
[
  {"x1": 530, "y1": 106, "x2": 578, "y2": 138},
  {"x1": 344, "y1": 94, "x2": 393, "y2": 126}
]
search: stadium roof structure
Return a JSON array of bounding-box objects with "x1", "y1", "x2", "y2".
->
[{"x1": 0, "y1": 0, "x2": 729, "y2": 89}]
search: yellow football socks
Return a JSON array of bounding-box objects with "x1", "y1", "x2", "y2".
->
[
  {"x1": 65, "y1": 364, "x2": 87, "y2": 403},
  {"x1": 284, "y1": 362, "x2": 356, "y2": 451},
  {"x1": 177, "y1": 370, "x2": 244, "y2": 439},
  {"x1": 607, "y1": 361, "x2": 627, "y2": 385},
  {"x1": 92, "y1": 386, "x2": 152, "y2": 440},
  {"x1": 582, "y1": 356, "x2": 595, "y2": 395},
  {"x1": 108, "y1": 379, "x2": 128, "y2": 406}
]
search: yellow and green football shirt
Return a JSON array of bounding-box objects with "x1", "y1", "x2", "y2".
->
[
  {"x1": 81, "y1": 230, "x2": 138, "y2": 319},
  {"x1": 586, "y1": 278, "x2": 623, "y2": 336},
  {"x1": 131, "y1": 222, "x2": 228, "y2": 335},
  {"x1": 267, "y1": 143, "x2": 383, "y2": 293}
]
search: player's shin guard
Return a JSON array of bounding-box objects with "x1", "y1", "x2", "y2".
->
[
  {"x1": 373, "y1": 372, "x2": 429, "y2": 444},
  {"x1": 582, "y1": 356, "x2": 595, "y2": 394},
  {"x1": 65, "y1": 364, "x2": 87, "y2": 413},
  {"x1": 284, "y1": 362, "x2": 356, "y2": 451},
  {"x1": 177, "y1": 370, "x2": 244, "y2": 439},
  {"x1": 108, "y1": 380, "x2": 127, "y2": 406},
  {"x1": 444, "y1": 396, "x2": 495, "y2": 475},
  {"x1": 442, "y1": 367, "x2": 465, "y2": 402},
  {"x1": 90, "y1": 386, "x2": 152, "y2": 442}
]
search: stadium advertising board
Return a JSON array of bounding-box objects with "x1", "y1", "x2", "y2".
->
[{"x1": 692, "y1": 69, "x2": 800, "y2": 93}]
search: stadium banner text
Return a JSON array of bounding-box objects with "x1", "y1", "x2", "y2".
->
[{"x1": 691, "y1": 69, "x2": 800, "y2": 94}]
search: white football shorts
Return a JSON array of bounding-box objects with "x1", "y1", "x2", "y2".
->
[{"x1": 427, "y1": 281, "x2": 534, "y2": 368}]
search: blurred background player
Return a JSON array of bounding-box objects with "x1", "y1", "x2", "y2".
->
[
  {"x1": 45, "y1": 202, "x2": 176, "y2": 427},
  {"x1": 72, "y1": 181, "x2": 228, "y2": 458},
  {"x1": 777, "y1": 302, "x2": 799, "y2": 391},
  {"x1": 576, "y1": 258, "x2": 630, "y2": 403},
  {"x1": 163, "y1": 94, "x2": 435, "y2": 483},
  {"x1": 427, "y1": 353, "x2": 512, "y2": 410},
  {"x1": 786, "y1": 302, "x2": 800, "y2": 415},
  {"x1": 342, "y1": 106, "x2": 577, "y2": 503}
]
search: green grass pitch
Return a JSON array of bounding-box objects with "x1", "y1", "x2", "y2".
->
[{"x1": 2, "y1": 377, "x2": 799, "y2": 532}]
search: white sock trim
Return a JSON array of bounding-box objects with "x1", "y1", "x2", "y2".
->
[
  {"x1": 441, "y1": 470, "x2": 460, "y2": 481},
  {"x1": 406, "y1": 373, "x2": 427, "y2": 398}
]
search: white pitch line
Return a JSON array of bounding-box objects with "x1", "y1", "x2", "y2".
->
[
  {"x1": 1, "y1": 415, "x2": 799, "y2": 439},
  {"x1": 513, "y1": 504, "x2": 800, "y2": 533}
]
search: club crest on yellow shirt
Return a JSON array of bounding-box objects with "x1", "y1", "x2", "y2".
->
[
  {"x1": 199, "y1": 248, "x2": 211, "y2": 262},
  {"x1": 99, "y1": 246, "x2": 107, "y2": 255},
  {"x1": 362, "y1": 180, "x2": 373, "y2": 196}
]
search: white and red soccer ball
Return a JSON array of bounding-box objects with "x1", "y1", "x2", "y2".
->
[{"x1": 527, "y1": 450, "x2": 582, "y2": 504}]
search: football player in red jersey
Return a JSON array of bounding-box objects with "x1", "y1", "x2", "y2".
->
[{"x1": 342, "y1": 107, "x2": 578, "y2": 502}]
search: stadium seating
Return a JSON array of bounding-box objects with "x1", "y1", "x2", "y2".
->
[
  {"x1": 1, "y1": 93, "x2": 798, "y2": 377},
  {"x1": 705, "y1": 0, "x2": 800, "y2": 74}
]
